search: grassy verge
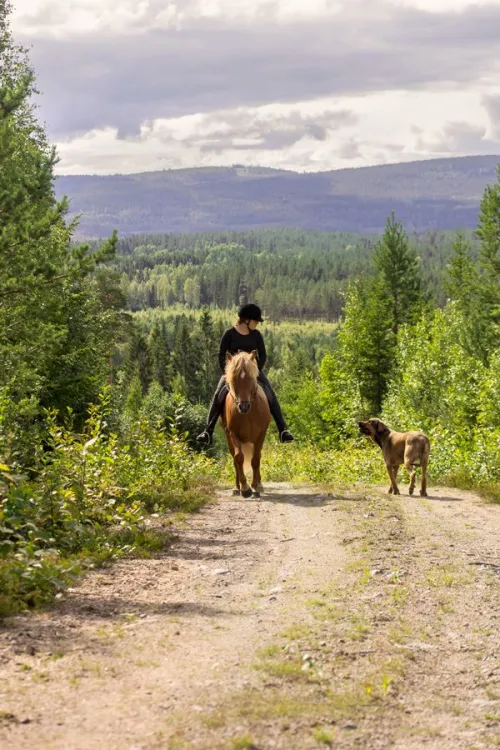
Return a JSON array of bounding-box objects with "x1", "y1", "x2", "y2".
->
[
  {"x1": 0, "y1": 409, "x2": 218, "y2": 616},
  {"x1": 220, "y1": 438, "x2": 500, "y2": 503}
]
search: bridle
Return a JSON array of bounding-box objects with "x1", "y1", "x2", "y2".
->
[
  {"x1": 229, "y1": 383, "x2": 258, "y2": 412},
  {"x1": 228, "y1": 354, "x2": 258, "y2": 413}
]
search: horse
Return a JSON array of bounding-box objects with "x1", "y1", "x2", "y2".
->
[{"x1": 222, "y1": 350, "x2": 271, "y2": 498}]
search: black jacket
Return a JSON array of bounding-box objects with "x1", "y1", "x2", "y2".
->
[{"x1": 218, "y1": 327, "x2": 267, "y2": 373}]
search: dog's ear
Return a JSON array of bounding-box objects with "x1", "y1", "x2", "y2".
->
[{"x1": 372, "y1": 419, "x2": 389, "y2": 435}]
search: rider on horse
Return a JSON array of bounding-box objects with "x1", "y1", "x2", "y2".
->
[{"x1": 196, "y1": 303, "x2": 295, "y2": 446}]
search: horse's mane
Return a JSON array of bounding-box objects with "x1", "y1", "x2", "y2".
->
[{"x1": 225, "y1": 352, "x2": 259, "y2": 390}]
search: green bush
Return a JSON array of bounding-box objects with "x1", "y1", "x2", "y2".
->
[{"x1": 0, "y1": 395, "x2": 217, "y2": 614}]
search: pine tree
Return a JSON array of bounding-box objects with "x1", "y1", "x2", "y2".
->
[
  {"x1": 148, "y1": 321, "x2": 171, "y2": 390},
  {"x1": 195, "y1": 309, "x2": 219, "y2": 403},
  {"x1": 128, "y1": 333, "x2": 152, "y2": 395},
  {"x1": 445, "y1": 232, "x2": 490, "y2": 364},
  {"x1": 475, "y1": 166, "x2": 500, "y2": 357},
  {"x1": 171, "y1": 318, "x2": 199, "y2": 401},
  {"x1": 0, "y1": 2, "x2": 118, "y2": 447},
  {"x1": 373, "y1": 213, "x2": 424, "y2": 334},
  {"x1": 337, "y1": 278, "x2": 395, "y2": 414}
]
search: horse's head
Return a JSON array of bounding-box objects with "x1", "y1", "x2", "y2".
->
[{"x1": 225, "y1": 351, "x2": 259, "y2": 414}]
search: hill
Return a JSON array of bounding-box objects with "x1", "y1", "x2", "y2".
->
[{"x1": 56, "y1": 155, "x2": 500, "y2": 237}]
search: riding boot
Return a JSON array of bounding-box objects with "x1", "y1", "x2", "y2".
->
[
  {"x1": 268, "y1": 394, "x2": 294, "y2": 443},
  {"x1": 197, "y1": 390, "x2": 224, "y2": 445}
]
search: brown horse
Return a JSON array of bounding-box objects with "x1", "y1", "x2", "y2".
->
[{"x1": 222, "y1": 351, "x2": 271, "y2": 498}]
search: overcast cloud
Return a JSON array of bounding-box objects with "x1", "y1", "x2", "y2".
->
[{"x1": 10, "y1": 0, "x2": 500, "y2": 174}]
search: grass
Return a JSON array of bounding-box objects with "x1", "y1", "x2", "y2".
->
[
  {"x1": 348, "y1": 616, "x2": 371, "y2": 641},
  {"x1": 281, "y1": 624, "x2": 310, "y2": 640},
  {"x1": 312, "y1": 726, "x2": 335, "y2": 745},
  {"x1": 254, "y1": 658, "x2": 308, "y2": 682},
  {"x1": 424, "y1": 564, "x2": 472, "y2": 588},
  {"x1": 441, "y1": 466, "x2": 500, "y2": 504},
  {"x1": 231, "y1": 736, "x2": 258, "y2": 749}
]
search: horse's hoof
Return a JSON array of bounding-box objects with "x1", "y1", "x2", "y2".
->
[
  {"x1": 241, "y1": 488, "x2": 253, "y2": 499},
  {"x1": 232, "y1": 489, "x2": 241, "y2": 496},
  {"x1": 409, "y1": 488, "x2": 414, "y2": 496},
  {"x1": 252, "y1": 491, "x2": 260, "y2": 499}
]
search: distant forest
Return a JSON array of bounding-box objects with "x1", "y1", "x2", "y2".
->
[{"x1": 111, "y1": 227, "x2": 478, "y2": 319}]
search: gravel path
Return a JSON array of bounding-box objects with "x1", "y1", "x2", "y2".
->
[{"x1": 1, "y1": 482, "x2": 498, "y2": 749}]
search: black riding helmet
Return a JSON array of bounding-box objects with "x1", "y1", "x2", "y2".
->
[{"x1": 238, "y1": 303, "x2": 264, "y2": 323}]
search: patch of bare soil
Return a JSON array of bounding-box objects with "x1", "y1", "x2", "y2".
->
[{"x1": 0, "y1": 482, "x2": 498, "y2": 750}]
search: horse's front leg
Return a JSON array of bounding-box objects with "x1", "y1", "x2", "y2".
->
[
  {"x1": 251, "y1": 434, "x2": 266, "y2": 497},
  {"x1": 233, "y1": 441, "x2": 252, "y2": 498},
  {"x1": 225, "y1": 431, "x2": 240, "y2": 495}
]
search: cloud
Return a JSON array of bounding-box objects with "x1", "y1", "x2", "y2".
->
[
  {"x1": 18, "y1": 1, "x2": 500, "y2": 140},
  {"x1": 167, "y1": 108, "x2": 358, "y2": 153},
  {"x1": 483, "y1": 94, "x2": 500, "y2": 139},
  {"x1": 337, "y1": 139, "x2": 362, "y2": 160},
  {"x1": 415, "y1": 120, "x2": 499, "y2": 156}
]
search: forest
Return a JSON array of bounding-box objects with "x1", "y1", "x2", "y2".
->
[
  {"x1": 1, "y1": 0, "x2": 499, "y2": 616},
  {"x1": 112, "y1": 227, "x2": 476, "y2": 318}
]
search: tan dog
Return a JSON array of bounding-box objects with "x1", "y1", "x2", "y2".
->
[{"x1": 358, "y1": 418, "x2": 430, "y2": 497}]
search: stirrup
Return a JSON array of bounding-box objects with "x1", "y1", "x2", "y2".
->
[
  {"x1": 196, "y1": 430, "x2": 213, "y2": 446},
  {"x1": 280, "y1": 430, "x2": 294, "y2": 443}
]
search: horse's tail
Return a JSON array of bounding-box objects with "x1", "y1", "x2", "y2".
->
[{"x1": 242, "y1": 442, "x2": 254, "y2": 474}]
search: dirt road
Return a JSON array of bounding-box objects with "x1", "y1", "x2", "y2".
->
[{"x1": 1, "y1": 482, "x2": 499, "y2": 749}]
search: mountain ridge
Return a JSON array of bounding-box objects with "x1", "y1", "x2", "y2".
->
[{"x1": 56, "y1": 154, "x2": 500, "y2": 237}]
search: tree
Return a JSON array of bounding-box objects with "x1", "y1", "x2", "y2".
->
[
  {"x1": 148, "y1": 320, "x2": 171, "y2": 390},
  {"x1": 183, "y1": 277, "x2": 200, "y2": 308},
  {"x1": 475, "y1": 166, "x2": 500, "y2": 357},
  {"x1": 171, "y1": 318, "x2": 199, "y2": 401},
  {"x1": 337, "y1": 278, "x2": 394, "y2": 414},
  {"x1": 0, "y1": 1, "x2": 118, "y2": 449},
  {"x1": 373, "y1": 213, "x2": 424, "y2": 334},
  {"x1": 195, "y1": 309, "x2": 219, "y2": 403},
  {"x1": 445, "y1": 232, "x2": 489, "y2": 363},
  {"x1": 124, "y1": 332, "x2": 152, "y2": 395}
]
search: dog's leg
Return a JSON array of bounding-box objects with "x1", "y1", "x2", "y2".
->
[
  {"x1": 386, "y1": 464, "x2": 393, "y2": 493},
  {"x1": 420, "y1": 456, "x2": 428, "y2": 497},
  {"x1": 408, "y1": 466, "x2": 416, "y2": 495},
  {"x1": 387, "y1": 465, "x2": 400, "y2": 495},
  {"x1": 392, "y1": 465, "x2": 400, "y2": 495},
  {"x1": 404, "y1": 456, "x2": 416, "y2": 496}
]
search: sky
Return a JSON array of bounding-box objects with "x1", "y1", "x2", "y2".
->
[{"x1": 10, "y1": 0, "x2": 500, "y2": 175}]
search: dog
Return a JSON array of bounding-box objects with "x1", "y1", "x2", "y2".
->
[{"x1": 358, "y1": 418, "x2": 430, "y2": 497}]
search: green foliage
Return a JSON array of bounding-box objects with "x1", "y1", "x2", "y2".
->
[
  {"x1": 475, "y1": 166, "x2": 500, "y2": 357},
  {"x1": 337, "y1": 278, "x2": 395, "y2": 414},
  {"x1": 110, "y1": 227, "x2": 471, "y2": 320},
  {"x1": 0, "y1": 5, "x2": 119, "y2": 460},
  {"x1": 318, "y1": 354, "x2": 362, "y2": 446},
  {"x1": 373, "y1": 213, "x2": 424, "y2": 333},
  {"x1": 0, "y1": 396, "x2": 217, "y2": 614},
  {"x1": 240, "y1": 441, "x2": 387, "y2": 487}
]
